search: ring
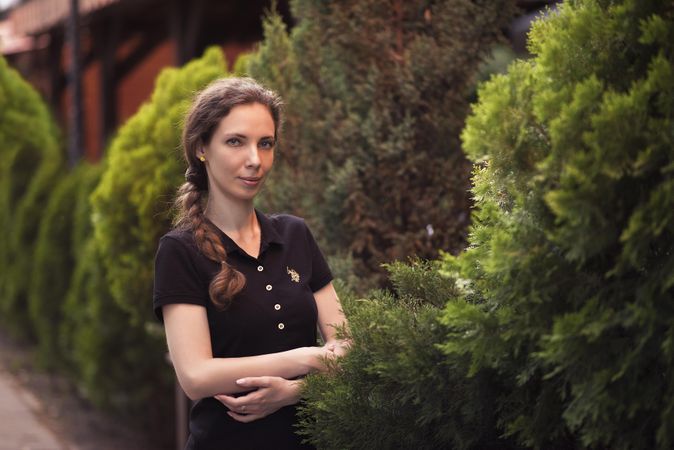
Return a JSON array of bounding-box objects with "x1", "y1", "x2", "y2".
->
[{"x1": 240, "y1": 405, "x2": 247, "y2": 412}]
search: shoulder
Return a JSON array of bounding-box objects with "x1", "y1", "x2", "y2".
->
[
  {"x1": 264, "y1": 213, "x2": 315, "y2": 241},
  {"x1": 266, "y1": 213, "x2": 308, "y2": 231},
  {"x1": 157, "y1": 228, "x2": 199, "y2": 256},
  {"x1": 161, "y1": 227, "x2": 195, "y2": 243}
]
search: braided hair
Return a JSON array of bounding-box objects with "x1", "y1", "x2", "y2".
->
[{"x1": 173, "y1": 77, "x2": 283, "y2": 309}]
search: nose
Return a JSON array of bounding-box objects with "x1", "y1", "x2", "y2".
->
[{"x1": 245, "y1": 143, "x2": 261, "y2": 169}]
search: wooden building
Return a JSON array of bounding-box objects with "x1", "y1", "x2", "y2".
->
[{"x1": 1, "y1": 0, "x2": 292, "y2": 160}]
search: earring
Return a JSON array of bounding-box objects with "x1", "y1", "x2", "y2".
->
[{"x1": 199, "y1": 155, "x2": 206, "y2": 162}]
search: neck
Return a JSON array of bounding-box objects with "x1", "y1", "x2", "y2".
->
[{"x1": 204, "y1": 192, "x2": 257, "y2": 236}]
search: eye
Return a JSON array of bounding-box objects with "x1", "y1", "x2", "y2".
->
[
  {"x1": 225, "y1": 137, "x2": 242, "y2": 146},
  {"x1": 259, "y1": 138, "x2": 275, "y2": 149}
]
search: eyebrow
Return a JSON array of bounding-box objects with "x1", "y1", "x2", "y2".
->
[{"x1": 222, "y1": 133, "x2": 275, "y2": 140}]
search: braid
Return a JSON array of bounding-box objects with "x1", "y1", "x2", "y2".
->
[
  {"x1": 174, "y1": 181, "x2": 245, "y2": 310},
  {"x1": 174, "y1": 77, "x2": 283, "y2": 309}
]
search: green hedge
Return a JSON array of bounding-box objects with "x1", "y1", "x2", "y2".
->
[
  {"x1": 90, "y1": 47, "x2": 226, "y2": 323},
  {"x1": 299, "y1": 263, "x2": 511, "y2": 450},
  {"x1": 29, "y1": 169, "x2": 80, "y2": 368},
  {"x1": 0, "y1": 55, "x2": 62, "y2": 339},
  {"x1": 39, "y1": 163, "x2": 172, "y2": 433},
  {"x1": 449, "y1": 0, "x2": 674, "y2": 446},
  {"x1": 59, "y1": 162, "x2": 104, "y2": 372},
  {"x1": 299, "y1": 0, "x2": 674, "y2": 448}
]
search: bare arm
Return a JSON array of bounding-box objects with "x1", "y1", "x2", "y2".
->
[
  {"x1": 216, "y1": 281, "x2": 350, "y2": 422},
  {"x1": 163, "y1": 303, "x2": 331, "y2": 400},
  {"x1": 315, "y1": 282, "x2": 350, "y2": 352}
]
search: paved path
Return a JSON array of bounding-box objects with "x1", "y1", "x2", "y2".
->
[{"x1": 0, "y1": 366, "x2": 69, "y2": 450}]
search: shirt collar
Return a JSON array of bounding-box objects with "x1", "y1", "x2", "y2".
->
[
  {"x1": 206, "y1": 208, "x2": 283, "y2": 256},
  {"x1": 255, "y1": 208, "x2": 283, "y2": 248}
]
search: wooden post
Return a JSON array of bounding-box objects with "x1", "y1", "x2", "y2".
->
[
  {"x1": 67, "y1": 0, "x2": 83, "y2": 167},
  {"x1": 96, "y1": 16, "x2": 120, "y2": 152},
  {"x1": 169, "y1": 0, "x2": 204, "y2": 65}
]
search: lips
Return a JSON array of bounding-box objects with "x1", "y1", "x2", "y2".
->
[{"x1": 239, "y1": 176, "x2": 262, "y2": 187}]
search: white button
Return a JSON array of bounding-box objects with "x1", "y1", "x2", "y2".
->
[
  {"x1": 277, "y1": 323, "x2": 285, "y2": 330},
  {"x1": 266, "y1": 284, "x2": 273, "y2": 291},
  {"x1": 274, "y1": 304, "x2": 281, "y2": 311},
  {"x1": 257, "y1": 265, "x2": 264, "y2": 272}
]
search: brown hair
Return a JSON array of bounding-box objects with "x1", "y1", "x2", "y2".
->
[{"x1": 173, "y1": 77, "x2": 283, "y2": 309}]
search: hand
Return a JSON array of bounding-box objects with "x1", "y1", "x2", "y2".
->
[
  {"x1": 296, "y1": 343, "x2": 340, "y2": 373},
  {"x1": 325, "y1": 339, "x2": 351, "y2": 358},
  {"x1": 214, "y1": 377, "x2": 302, "y2": 423}
]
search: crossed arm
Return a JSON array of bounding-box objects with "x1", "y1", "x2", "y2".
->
[{"x1": 162, "y1": 281, "x2": 348, "y2": 422}]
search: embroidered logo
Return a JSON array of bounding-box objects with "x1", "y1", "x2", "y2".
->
[{"x1": 287, "y1": 267, "x2": 300, "y2": 283}]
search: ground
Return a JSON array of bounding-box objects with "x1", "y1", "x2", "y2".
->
[{"x1": 0, "y1": 329, "x2": 172, "y2": 450}]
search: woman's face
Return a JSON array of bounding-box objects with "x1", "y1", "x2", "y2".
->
[{"x1": 198, "y1": 102, "x2": 276, "y2": 203}]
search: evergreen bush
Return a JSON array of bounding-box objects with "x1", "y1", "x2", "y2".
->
[
  {"x1": 244, "y1": 0, "x2": 517, "y2": 284},
  {"x1": 90, "y1": 47, "x2": 226, "y2": 322},
  {"x1": 59, "y1": 162, "x2": 104, "y2": 370},
  {"x1": 0, "y1": 55, "x2": 62, "y2": 339},
  {"x1": 29, "y1": 168, "x2": 80, "y2": 368},
  {"x1": 441, "y1": 0, "x2": 674, "y2": 448},
  {"x1": 59, "y1": 162, "x2": 173, "y2": 429},
  {"x1": 300, "y1": 1, "x2": 674, "y2": 448},
  {"x1": 298, "y1": 262, "x2": 512, "y2": 450}
]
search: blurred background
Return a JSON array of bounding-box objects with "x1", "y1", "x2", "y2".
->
[
  {"x1": 0, "y1": 0, "x2": 551, "y2": 163},
  {"x1": 0, "y1": 1, "x2": 559, "y2": 449}
]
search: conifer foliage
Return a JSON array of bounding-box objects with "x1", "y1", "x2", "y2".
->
[
  {"x1": 298, "y1": 263, "x2": 510, "y2": 450},
  {"x1": 0, "y1": 55, "x2": 62, "y2": 339},
  {"x1": 246, "y1": 0, "x2": 516, "y2": 280},
  {"x1": 300, "y1": 1, "x2": 674, "y2": 449},
  {"x1": 447, "y1": 0, "x2": 674, "y2": 447}
]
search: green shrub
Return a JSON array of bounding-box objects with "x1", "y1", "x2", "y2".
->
[
  {"x1": 59, "y1": 162, "x2": 104, "y2": 370},
  {"x1": 243, "y1": 0, "x2": 517, "y2": 284},
  {"x1": 440, "y1": 0, "x2": 674, "y2": 448},
  {"x1": 0, "y1": 55, "x2": 62, "y2": 339},
  {"x1": 29, "y1": 168, "x2": 80, "y2": 368},
  {"x1": 59, "y1": 162, "x2": 173, "y2": 431},
  {"x1": 298, "y1": 262, "x2": 511, "y2": 450},
  {"x1": 90, "y1": 47, "x2": 227, "y2": 322},
  {"x1": 61, "y1": 238, "x2": 173, "y2": 416}
]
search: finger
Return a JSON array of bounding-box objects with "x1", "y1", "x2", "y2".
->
[
  {"x1": 214, "y1": 394, "x2": 260, "y2": 413},
  {"x1": 214, "y1": 394, "x2": 238, "y2": 408},
  {"x1": 236, "y1": 376, "x2": 271, "y2": 388},
  {"x1": 227, "y1": 411, "x2": 265, "y2": 423}
]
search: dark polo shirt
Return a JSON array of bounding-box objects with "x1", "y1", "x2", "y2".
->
[{"x1": 153, "y1": 209, "x2": 332, "y2": 450}]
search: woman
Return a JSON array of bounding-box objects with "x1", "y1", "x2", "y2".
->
[{"x1": 153, "y1": 77, "x2": 348, "y2": 449}]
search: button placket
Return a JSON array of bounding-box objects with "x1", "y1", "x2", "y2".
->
[{"x1": 258, "y1": 258, "x2": 280, "y2": 329}]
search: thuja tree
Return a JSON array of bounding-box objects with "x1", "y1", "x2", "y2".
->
[
  {"x1": 28, "y1": 169, "x2": 81, "y2": 368},
  {"x1": 439, "y1": 0, "x2": 674, "y2": 448},
  {"x1": 59, "y1": 163, "x2": 173, "y2": 427},
  {"x1": 298, "y1": 263, "x2": 514, "y2": 450},
  {"x1": 90, "y1": 47, "x2": 226, "y2": 322},
  {"x1": 0, "y1": 55, "x2": 62, "y2": 338},
  {"x1": 245, "y1": 0, "x2": 516, "y2": 282}
]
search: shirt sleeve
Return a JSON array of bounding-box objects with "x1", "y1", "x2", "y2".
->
[
  {"x1": 153, "y1": 235, "x2": 209, "y2": 322},
  {"x1": 304, "y1": 222, "x2": 333, "y2": 292}
]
